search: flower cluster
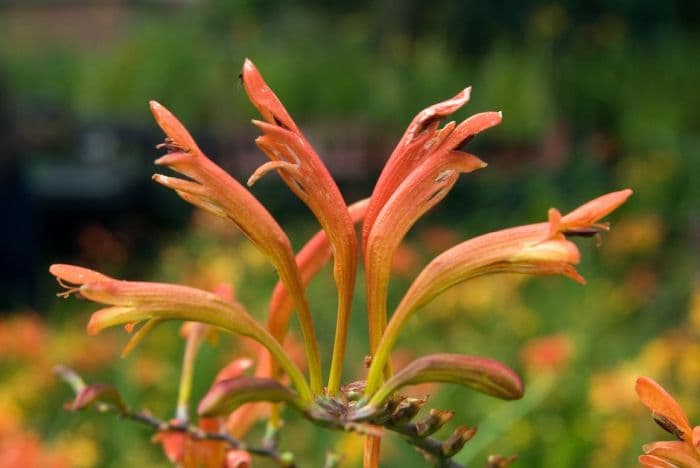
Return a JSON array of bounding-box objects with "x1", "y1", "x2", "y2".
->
[{"x1": 53, "y1": 59, "x2": 631, "y2": 466}]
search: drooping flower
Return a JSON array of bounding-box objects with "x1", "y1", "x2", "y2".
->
[
  {"x1": 636, "y1": 376, "x2": 700, "y2": 467},
  {"x1": 364, "y1": 189, "x2": 632, "y2": 395},
  {"x1": 149, "y1": 101, "x2": 323, "y2": 394},
  {"x1": 49, "y1": 264, "x2": 313, "y2": 404}
]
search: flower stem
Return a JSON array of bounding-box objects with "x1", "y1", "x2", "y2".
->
[{"x1": 176, "y1": 323, "x2": 205, "y2": 421}]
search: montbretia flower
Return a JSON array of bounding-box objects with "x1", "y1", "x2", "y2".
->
[
  {"x1": 49, "y1": 264, "x2": 313, "y2": 404},
  {"x1": 636, "y1": 376, "x2": 700, "y2": 467},
  {"x1": 242, "y1": 59, "x2": 358, "y2": 394},
  {"x1": 362, "y1": 87, "x2": 502, "y2": 360},
  {"x1": 149, "y1": 100, "x2": 323, "y2": 394},
  {"x1": 364, "y1": 189, "x2": 632, "y2": 395}
]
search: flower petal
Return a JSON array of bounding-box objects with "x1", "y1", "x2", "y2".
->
[
  {"x1": 560, "y1": 189, "x2": 633, "y2": 231},
  {"x1": 636, "y1": 377, "x2": 693, "y2": 441},
  {"x1": 643, "y1": 440, "x2": 700, "y2": 467},
  {"x1": 639, "y1": 454, "x2": 681, "y2": 468}
]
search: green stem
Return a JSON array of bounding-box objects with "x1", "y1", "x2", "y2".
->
[
  {"x1": 176, "y1": 324, "x2": 204, "y2": 421},
  {"x1": 326, "y1": 287, "x2": 352, "y2": 395}
]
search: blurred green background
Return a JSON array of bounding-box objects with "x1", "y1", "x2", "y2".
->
[{"x1": 1, "y1": 1, "x2": 699, "y2": 466}]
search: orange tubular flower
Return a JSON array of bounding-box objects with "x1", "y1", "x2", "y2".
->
[
  {"x1": 362, "y1": 89, "x2": 502, "y2": 363},
  {"x1": 241, "y1": 59, "x2": 358, "y2": 394},
  {"x1": 225, "y1": 198, "x2": 369, "y2": 436},
  {"x1": 49, "y1": 264, "x2": 313, "y2": 404},
  {"x1": 148, "y1": 101, "x2": 323, "y2": 394},
  {"x1": 364, "y1": 189, "x2": 632, "y2": 395},
  {"x1": 636, "y1": 377, "x2": 700, "y2": 467}
]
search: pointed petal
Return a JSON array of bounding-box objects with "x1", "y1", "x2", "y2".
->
[
  {"x1": 561, "y1": 189, "x2": 633, "y2": 229},
  {"x1": 439, "y1": 111, "x2": 503, "y2": 150},
  {"x1": 365, "y1": 354, "x2": 523, "y2": 410},
  {"x1": 241, "y1": 59, "x2": 298, "y2": 133},
  {"x1": 636, "y1": 377, "x2": 693, "y2": 441},
  {"x1": 198, "y1": 377, "x2": 307, "y2": 417}
]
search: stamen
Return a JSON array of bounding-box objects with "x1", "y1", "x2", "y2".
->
[
  {"x1": 156, "y1": 138, "x2": 187, "y2": 153},
  {"x1": 56, "y1": 286, "x2": 80, "y2": 299},
  {"x1": 247, "y1": 160, "x2": 300, "y2": 187}
]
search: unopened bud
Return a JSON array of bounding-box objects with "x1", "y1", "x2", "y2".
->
[
  {"x1": 390, "y1": 397, "x2": 426, "y2": 425},
  {"x1": 371, "y1": 395, "x2": 402, "y2": 425},
  {"x1": 414, "y1": 409, "x2": 454, "y2": 437},
  {"x1": 441, "y1": 425, "x2": 477, "y2": 457}
]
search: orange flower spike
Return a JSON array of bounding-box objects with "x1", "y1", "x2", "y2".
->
[
  {"x1": 149, "y1": 101, "x2": 323, "y2": 394},
  {"x1": 241, "y1": 59, "x2": 358, "y2": 394},
  {"x1": 364, "y1": 150, "x2": 487, "y2": 359},
  {"x1": 364, "y1": 111, "x2": 501, "y2": 365},
  {"x1": 364, "y1": 190, "x2": 631, "y2": 395},
  {"x1": 49, "y1": 264, "x2": 313, "y2": 404},
  {"x1": 636, "y1": 377, "x2": 693, "y2": 442}
]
